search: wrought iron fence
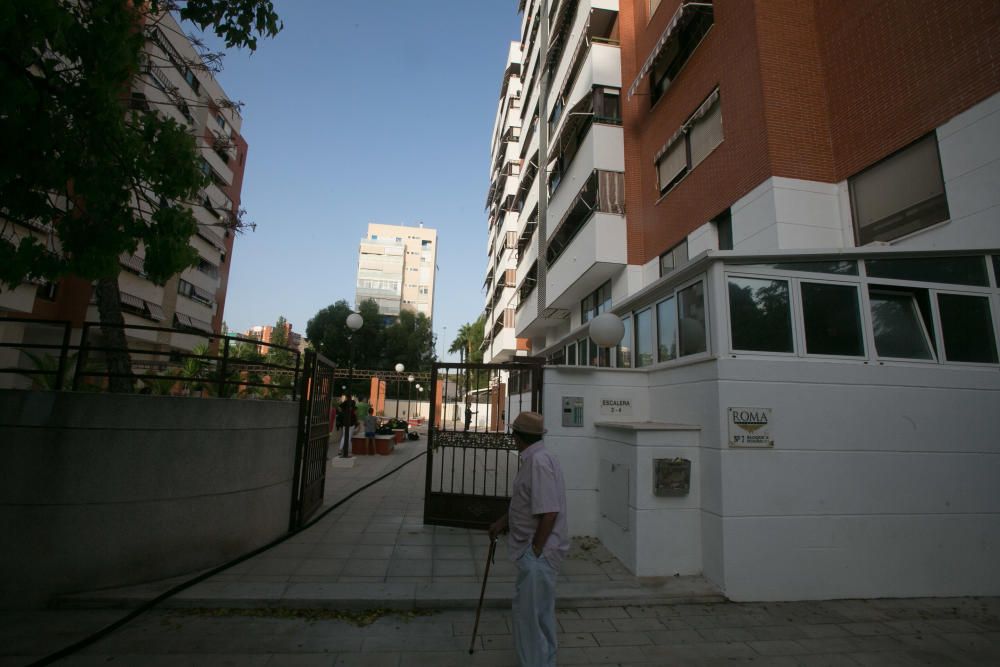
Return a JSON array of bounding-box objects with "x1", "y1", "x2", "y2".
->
[{"x1": 0, "y1": 316, "x2": 301, "y2": 399}]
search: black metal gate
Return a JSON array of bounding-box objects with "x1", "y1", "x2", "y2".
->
[
  {"x1": 423, "y1": 359, "x2": 544, "y2": 529},
  {"x1": 289, "y1": 349, "x2": 337, "y2": 530}
]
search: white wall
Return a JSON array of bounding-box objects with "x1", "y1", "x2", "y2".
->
[
  {"x1": 731, "y1": 176, "x2": 848, "y2": 252},
  {"x1": 543, "y1": 349, "x2": 1000, "y2": 600},
  {"x1": 895, "y1": 91, "x2": 1000, "y2": 251},
  {"x1": 713, "y1": 358, "x2": 1000, "y2": 600}
]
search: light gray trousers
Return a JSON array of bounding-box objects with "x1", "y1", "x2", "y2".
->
[{"x1": 512, "y1": 549, "x2": 558, "y2": 666}]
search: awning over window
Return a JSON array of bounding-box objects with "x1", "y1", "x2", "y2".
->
[
  {"x1": 627, "y1": 2, "x2": 711, "y2": 99},
  {"x1": 119, "y1": 253, "x2": 144, "y2": 274},
  {"x1": 119, "y1": 290, "x2": 144, "y2": 310},
  {"x1": 547, "y1": 94, "x2": 593, "y2": 162},
  {"x1": 145, "y1": 302, "x2": 166, "y2": 321}
]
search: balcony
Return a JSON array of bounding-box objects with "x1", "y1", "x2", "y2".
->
[
  {"x1": 545, "y1": 207, "x2": 626, "y2": 312},
  {"x1": 548, "y1": 123, "x2": 624, "y2": 221}
]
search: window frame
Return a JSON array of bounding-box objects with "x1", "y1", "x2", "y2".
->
[
  {"x1": 655, "y1": 90, "x2": 723, "y2": 197},
  {"x1": 931, "y1": 288, "x2": 999, "y2": 366},
  {"x1": 726, "y1": 273, "x2": 797, "y2": 357},
  {"x1": 866, "y1": 287, "x2": 938, "y2": 363},
  {"x1": 849, "y1": 133, "x2": 950, "y2": 245},
  {"x1": 646, "y1": 274, "x2": 712, "y2": 368}
]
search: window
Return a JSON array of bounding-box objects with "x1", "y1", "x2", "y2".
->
[
  {"x1": 183, "y1": 68, "x2": 200, "y2": 94},
  {"x1": 581, "y1": 280, "x2": 612, "y2": 323},
  {"x1": 801, "y1": 283, "x2": 864, "y2": 357},
  {"x1": 566, "y1": 341, "x2": 577, "y2": 365},
  {"x1": 129, "y1": 92, "x2": 149, "y2": 112},
  {"x1": 650, "y1": 6, "x2": 713, "y2": 104},
  {"x1": 656, "y1": 90, "x2": 723, "y2": 194},
  {"x1": 657, "y1": 296, "x2": 678, "y2": 362},
  {"x1": 937, "y1": 294, "x2": 998, "y2": 363},
  {"x1": 728, "y1": 277, "x2": 792, "y2": 353},
  {"x1": 850, "y1": 133, "x2": 949, "y2": 244},
  {"x1": 869, "y1": 289, "x2": 935, "y2": 360},
  {"x1": 619, "y1": 316, "x2": 633, "y2": 368},
  {"x1": 659, "y1": 240, "x2": 689, "y2": 277},
  {"x1": 196, "y1": 257, "x2": 220, "y2": 280},
  {"x1": 634, "y1": 308, "x2": 654, "y2": 367},
  {"x1": 178, "y1": 279, "x2": 214, "y2": 306},
  {"x1": 715, "y1": 209, "x2": 733, "y2": 251},
  {"x1": 993, "y1": 256, "x2": 1000, "y2": 286},
  {"x1": 588, "y1": 338, "x2": 612, "y2": 367},
  {"x1": 678, "y1": 281, "x2": 707, "y2": 356},
  {"x1": 594, "y1": 87, "x2": 621, "y2": 124},
  {"x1": 865, "y1": 256, "x2": 988, "y2": 287}
]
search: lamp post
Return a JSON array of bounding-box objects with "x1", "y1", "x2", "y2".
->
[
  {"x1": 415, "y1": 384, "x2": 422, "y2": 419},
  {"x1": 406, "y1": 374, "x2": 414, "y2": 421},
  {"x1": 588, "y1": 312, "x2": 625, "y2": 367},
  {"x1": 340, "y1": 312, "x2": 363, "y2": 458},
  {"x1": 394, "y1": 362, "x2": 404, "y2": 419}
]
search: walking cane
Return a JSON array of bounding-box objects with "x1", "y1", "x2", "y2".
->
[{"x1": 469, "y1": 537, "x2": 498, "y2": 655}]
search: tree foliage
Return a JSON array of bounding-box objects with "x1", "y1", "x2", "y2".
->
[
  {"x1": 449, "y1": 314, "x2": 486, "y2": 364},
  {"x1": 0, "y1": 0, "x2": 280, "y2": 391},
  {"x1": 306, "y1": 300, "x2": 435, "y2": 374}
]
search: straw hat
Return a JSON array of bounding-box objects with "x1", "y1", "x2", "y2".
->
[{"x1": 511, "y1": 411, "x2": 546, "y2": 435}]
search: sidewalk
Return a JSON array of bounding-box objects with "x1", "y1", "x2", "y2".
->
[
  {"x1": 61, "y1": 434, "x2": 720, "y2": 610},
  {"x1": 12, "y1": 436, "x2": 1000, "y2": 665}
]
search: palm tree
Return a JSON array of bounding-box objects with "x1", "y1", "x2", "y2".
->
[{"x1": 449, "y1": 323, "x2": 473, "y2": 364}]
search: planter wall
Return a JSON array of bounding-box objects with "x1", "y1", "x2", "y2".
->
[{"x1": 0, "y1": 390, "x2": 298, "y2": 609}]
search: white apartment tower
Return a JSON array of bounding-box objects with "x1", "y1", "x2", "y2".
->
[
  {"x1": 483, "y1": 0, "x2": 624, "y2": 361},
  {"x1": 356, "y1": 223, "x2": 438, "y2": 322}
]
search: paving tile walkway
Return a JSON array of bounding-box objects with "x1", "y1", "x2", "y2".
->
[{"x1": 63, "y1": 433, "x2": 719, "y2": 610}]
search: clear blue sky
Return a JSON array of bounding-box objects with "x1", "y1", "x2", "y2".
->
[{"x1": 210, "y1": 1, "x2": 521, "y2": 359}]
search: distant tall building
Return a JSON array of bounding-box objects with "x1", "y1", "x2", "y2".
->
[
  {"x1": 242, "y1": 322, "x2": 302, "y2": 355},
  {"x1": 355, "y1": 223, "x2": 437, "y2": 323}
]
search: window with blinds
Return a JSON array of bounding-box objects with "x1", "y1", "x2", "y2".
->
[
  {"x1": 655, "y1": 89, "x2": 723, "y2": 195},
  {"x1": 849, "y1": 133, "x2": 949, "y2": 245}
]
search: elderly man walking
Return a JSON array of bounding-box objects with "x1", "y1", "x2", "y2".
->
[{"x1": 489, "y1": 411, "x2": 569, "y2": 667}]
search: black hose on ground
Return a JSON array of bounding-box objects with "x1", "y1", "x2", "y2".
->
[{"x1": 27, "y1": 450, "x2": 427, "y2": 666}]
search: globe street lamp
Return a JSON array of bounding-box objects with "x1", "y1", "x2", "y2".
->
[
  {"x1": 588, "y1": 312, "x2": 625, "y2": 366},
  {"x1": 394, "y1": 363, "x2": 404, "y2": 419},
  {"x1": 340, "y1": 312, "x2": 363, "y2": 458},
  {"x1": 415, "y1": 384, "x2": 422, "y2": 419}
]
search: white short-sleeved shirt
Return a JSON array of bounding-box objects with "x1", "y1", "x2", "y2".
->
[{"x1": 507, "y1": 440, "x2": 569, "y2": 570}]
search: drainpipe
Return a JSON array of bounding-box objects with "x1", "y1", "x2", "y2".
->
[{"x1": 535, "y1": 0, "x2": 549, "y2": 339}]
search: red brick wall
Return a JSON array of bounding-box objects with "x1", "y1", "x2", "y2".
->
[
  {"x1": 816, "y1": 0, "x2": 1000, "y2": 179},
  {"x1": 622, "y1": 0, "x2": 772, "y2": 265},
  {"x1": 620, "y1": 0, "x2": 1000, "y2": 266}
]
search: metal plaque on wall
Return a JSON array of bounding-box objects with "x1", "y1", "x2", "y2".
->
[{"x1": 728, "y1": 407, "x2": 774, "y2": 448}]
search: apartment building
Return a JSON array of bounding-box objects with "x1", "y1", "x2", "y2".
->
[
  {"x1": 242, "y1": 322, "x2": 303, "y2": 355},
  {"x1": 356, "y1": 223, "x2": 437, "y2": 323},
  {"x1": 0, "y1": 10, "x2": 246, "y2": 364},
  {"x1": 483, "y1": 0, "x2": 624, "y2": 362},
  {"x1": 487, "y1": 0, "x2": 1000, "y2": 601}
]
